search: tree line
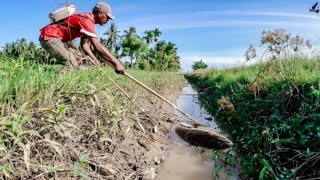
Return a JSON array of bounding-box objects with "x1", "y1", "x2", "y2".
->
[{"x1": 1, "y1": 24, "x2": 181, "y2": 72}]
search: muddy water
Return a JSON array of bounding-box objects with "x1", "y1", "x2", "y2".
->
[{"x1": 156, "y1": 83, "x2": 239, "y2": 180}]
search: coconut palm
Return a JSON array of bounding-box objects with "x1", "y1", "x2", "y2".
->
[
  {"x1": 103, "y1": 23, "x2": 120, "y2": 52},
  {"x1": 15, "y1": 38, "x2": 28, "y2": 57},
  {"x1": 3, "y1": 42, "x2": 14, "y2": 56},
  {"x1": 100, "y1": 37, "x2": 108, "y2": 47},
  {"x1": 27, "y1": 41, "x2": 37, "y2": 60},
  {"x1": 153, "y1": 41, "x2": 181, "y2": 71},
  {"x1": 143, "y1": 30, "x2": 155, "y2": 45},
  {"x1": 123, "y1": 26, "x2": 137, "y2": 38},
  {"x1": 153, "y1": 28, "x2": 162, "y2": 42}
]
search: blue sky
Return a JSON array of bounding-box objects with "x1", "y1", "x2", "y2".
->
[{"x1": 1, "y1": 0, "x2": 320, "y2": 71}]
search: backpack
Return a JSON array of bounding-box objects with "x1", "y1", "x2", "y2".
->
[{"x1": 49, "y1": 4, "x2": 78, "y2": 23}]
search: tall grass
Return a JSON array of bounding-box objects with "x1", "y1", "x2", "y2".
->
[
  {"x1": 0, "y1": 55, "x2": 185, "y2": 179},
  {"x1": 186, "y1": 58, "x2": 320, "y2": 179}
]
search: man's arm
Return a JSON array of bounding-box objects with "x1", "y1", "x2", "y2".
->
[
  {"x1": 80, "y1": 37, "x2": 101, "y2": 66},
  {"x1": 87, "y1": 36, "x2": 125, "y2": 74}
]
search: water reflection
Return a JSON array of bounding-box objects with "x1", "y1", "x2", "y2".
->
[{"x1": 156, "y1": 83, "x2": 240, "y2": 180}]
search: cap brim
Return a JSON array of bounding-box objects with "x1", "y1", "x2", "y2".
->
[{"x1": 107, "y1": 13, "x2": 115, "y2": 20}]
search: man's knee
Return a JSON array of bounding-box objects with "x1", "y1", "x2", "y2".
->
[
  {"x1": 39, "y1": 38, "x2": 83, "y2": 68},
  {"x1": 67, "y1": 47, "x2": 83, "y2": 64}
]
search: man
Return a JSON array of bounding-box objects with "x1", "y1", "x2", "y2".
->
[{"x1": 39, "y1": 2, "x2": 125, "y2": 74}]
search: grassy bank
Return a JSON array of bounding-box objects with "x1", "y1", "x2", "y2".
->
[
  {"x1": 0, "y1": 55, "x2": 185, "y2": 179},
  {"x1": 185, "y1": 59, "x2": 320, "y2": 179}
]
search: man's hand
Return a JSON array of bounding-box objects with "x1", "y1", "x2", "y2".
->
[
  {"x1": 115, "y1": 63, "x2": 125, "y2": 74},
  {"x1": 88, "y1": 36, "x2": 125, "y2": 74}
]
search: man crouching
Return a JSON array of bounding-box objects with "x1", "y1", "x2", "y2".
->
[{"x1": 39, "y1": 2, "x2": 125, "y2": 74}]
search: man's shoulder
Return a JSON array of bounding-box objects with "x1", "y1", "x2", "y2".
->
[{"x1": 75, "y1": 13, "x2": 94, "y2": 20}]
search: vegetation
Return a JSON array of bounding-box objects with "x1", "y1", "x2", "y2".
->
[
  {"x1": 4, "y1": 24, "x2": 320, "y2": 179},
  {"x1": 0, "y1": 23, "x2": 183, "y2": 179},
  {"x1": 2, "y1": 24, "x2": 181, "y2": 72},
  {"x1": 0, "y1": 54, "x2": 185, "y2": 179},
  {"x1": 192, "y1": 59, "x2": 208, "y2": 71},
  {"x1": 186, "y1": 29, "x2": 320, "y2": 179},
  {"x1": 2, "y1": 38, "x2": 50, "y2": 63}
]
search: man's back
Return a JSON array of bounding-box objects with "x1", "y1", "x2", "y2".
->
[{"x1": 39, "y1": 13, "x2": 97, "y2": 42}]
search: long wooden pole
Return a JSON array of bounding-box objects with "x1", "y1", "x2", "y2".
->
[
  {"x1": 85, "y1": 55, "x2": 203, "y2": 126},
  {"x1": 124, "y1": 72, "x2": 202, "y2": 126}
]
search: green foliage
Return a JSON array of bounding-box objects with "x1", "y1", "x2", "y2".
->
[
  {"x1": 73, "y1": 153, "x2": 91, "y2": 180},
  {"x1": 138, "y1": 60, "x2": 151, "y2": 71},
  {"x1": 103, "y1": 23, "x2": 121, "y2": 57},
  {"x1": 0, "y1": 56, "x2": 185, "y2": 179},
  {"x1": 192, "y1": 59, "x2": 208, "y2": 71},
  {"x1": 120, "y1": 28, "x2": 180, "y2": 71},
  {"x1": 0, "y1": 163, "x2": 15, "y2": 178},
  {"x1": 121, "y1": 35, "x2": 148, "y2": 68},
  {"x1": 149, "y1": 41, "x2": 180, "y2": 71},
  {"x1": 2, "y1": 38, "x2": 50, "y2": 63},
  {"x1": 186, "y1": 59, "x2": 320, "y2": 179},
  {"x1": 1, "y1": 25, "x2": 181, "y2": 71},
  {"x1": 143, "y1": 30, "x2": 155, "y2": 44}
]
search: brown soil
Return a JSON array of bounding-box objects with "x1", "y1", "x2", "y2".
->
[{"x1": 0, "y1": 76, "x2": 185, "y2": 180}]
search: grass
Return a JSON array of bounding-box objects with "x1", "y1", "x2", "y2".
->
[
  {"x1": 0, "y1": 55, "x2": 185, "y2": 179},
  {"x1": 185, "y1": 58, "x2": 320, "y2": 179}
]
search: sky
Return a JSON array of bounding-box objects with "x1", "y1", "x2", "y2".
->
[{"x1": 1, "y1": 0, "x2": 320, "y2": 71}]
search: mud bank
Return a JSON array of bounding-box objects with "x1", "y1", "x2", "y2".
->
[{"x1": 0, "y1": 67, "x2": 186, "y2": 180}]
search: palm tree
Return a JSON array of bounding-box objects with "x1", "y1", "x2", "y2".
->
[
  {"x1": 153, "y1": 28, "x2": 162, "y2": 42},
  {"x1": 15, "y1": 38, "x2": 28, "y2": 57},
  {"x1": 165, "y1": 42, "x2": 176, "y2": 54},
  {"x1": 166, "y1": 42, "x2": 180, "y2": 71},
  {"x1": 123, "y1": 26, "x2": 137, "y2": 38},
  {"x1": 100, "y1": 37, "x2": 108, "y2": 47},
  {"x1": 143, "y1": 30, "x2": 155, "y2": 45},
  {"x1": 153, "y1": 41, "x2": 181, "y2": 71},
  {"x1": 103, "y1": 23, "x2": 120, "y2": 52},
  {"x1": 3, "y1": 42, "x2": 14, "y2": 56},
  {"x1": 28, "y1": 41, "x2": 37, "y2": 60},
  {"x1": 154, "y1": 41, "x2": 166, "y2": 70},
  {"x1": 142, "y1": 30, "x2": 155, "y2": 64},
  {"x1": 3, "y1": 39, "x2": 29, "y2": 58}
]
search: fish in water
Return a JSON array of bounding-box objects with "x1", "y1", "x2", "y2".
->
[{"x1": 174, "y1": 122, "x2": 233, "y2": 150}]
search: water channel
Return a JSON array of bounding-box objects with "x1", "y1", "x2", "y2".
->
[{"x1": 156, "y1": 83, "x2": 240, "y2": 180}]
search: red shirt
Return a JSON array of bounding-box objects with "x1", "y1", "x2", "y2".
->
[{"x1": 39, "y1": 13, "x2": 97, "y2": 42}]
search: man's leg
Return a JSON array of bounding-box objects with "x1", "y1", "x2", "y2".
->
[
  {"x1": 40, "y1": 38, "x2": 79, "y2": 68},
  {"x1": 66, "y1": 42, "x2": 99, "y2": 66},
  {"x1": 65, "y1": 42, "x2": 85, "y2": 65}
]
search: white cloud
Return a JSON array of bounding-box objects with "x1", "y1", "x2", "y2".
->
[
  {"x1": 117, "y1": 10, "x2": 320, "y2": 31},
  {"x1": 120, "y1": 10, "x2": 320, "y2": 24},
  {"x1": 103, "y1": 8, "x2": 320, "y2": 72},
  {"x1": 180, "y1": 54, "x2": 247, "y2": 72},
  {"x1": 202, "y1": 10, "x2": 320, "y2": 20}
]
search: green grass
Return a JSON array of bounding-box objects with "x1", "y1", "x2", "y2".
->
[
  {"x1": 0, "y1": 55, "x2": 185, "y2": 179},
  {"x1": 186, "y1": 58, "x2": 320, "y2": 179},
  {"x1": 0, "y1": 55, "x2": 182, "y2": 107}
]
